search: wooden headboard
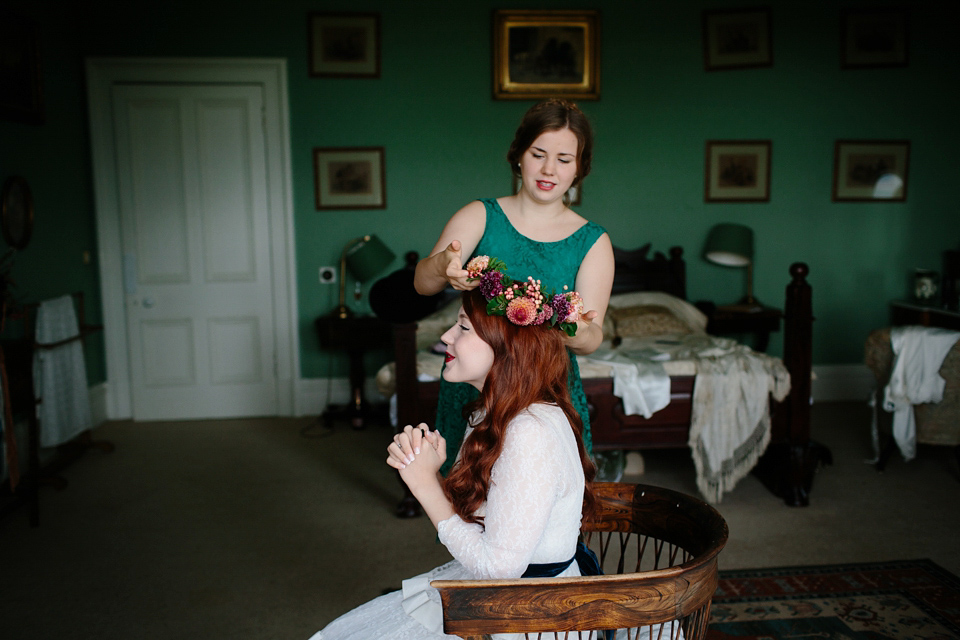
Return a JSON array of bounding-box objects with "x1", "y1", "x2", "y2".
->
[{"x1": 612, "y1": 244, "x2": 686, "y2": 299}]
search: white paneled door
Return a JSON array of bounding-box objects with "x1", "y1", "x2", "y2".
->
[{"x1": 111, "y1": 84, "x2": 277, "y2": 420}]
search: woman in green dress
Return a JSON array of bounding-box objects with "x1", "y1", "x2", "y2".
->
[{"x1": 414, "y1": 99, "x2": 615, "y2": 475}]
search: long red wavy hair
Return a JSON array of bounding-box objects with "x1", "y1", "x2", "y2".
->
[{"x1": 442, "y1": 289, "x2": 597, "y2": 526}]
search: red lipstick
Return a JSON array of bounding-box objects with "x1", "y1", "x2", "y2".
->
[{"x1": 445, "y1": 353, "x2": 454, "y2": 363}]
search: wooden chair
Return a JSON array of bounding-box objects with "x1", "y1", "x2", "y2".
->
[{"x1": 432, "y1": 482, "x2": 728, "y2": 640}]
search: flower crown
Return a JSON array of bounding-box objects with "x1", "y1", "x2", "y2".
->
[{"x1": 465, "y1": 256, "x2": 583, "y2": 336}]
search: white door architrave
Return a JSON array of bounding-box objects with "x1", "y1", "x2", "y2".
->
[{"x1": 86, "y1": 58, "x2": 299, "y2": 420}]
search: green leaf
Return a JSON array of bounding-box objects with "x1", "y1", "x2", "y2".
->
[{"x1": 487, "y1": 296, "x2": 507, "y2": 316}]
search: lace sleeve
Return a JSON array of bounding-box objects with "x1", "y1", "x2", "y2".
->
[{"x1": 437, "y1": 411, "x2": 564, "y2": 579}]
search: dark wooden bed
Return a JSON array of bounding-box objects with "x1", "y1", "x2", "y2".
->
[{"x1": 387, "y1": 246, "x2": 829, "y2": 514}]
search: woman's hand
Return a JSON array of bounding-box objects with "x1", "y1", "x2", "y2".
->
[
  {"x1": 437, "y1": 241, "x2": 478, "y2": 291},
  {"x1": 562, "y1": 308, "x2": 603, "y2": 353},
  {"x1": 386, "y1": 423, "x2": 446, "y2": 474},
  {"x1": 387, "y1": 425, "x2": 452, "y2": 528}
]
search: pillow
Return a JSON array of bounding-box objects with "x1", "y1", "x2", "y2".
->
[
  {"x1": 415, "y1": 298, "x2": 462, "y2": 350},
  {"x1": 610, "y1": 305, "x2": 693, "y2": 338},
  {"x1": 607, "y1": 291, "x2": 707, "y2": 334}
]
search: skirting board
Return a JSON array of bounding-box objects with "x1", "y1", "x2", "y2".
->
[
  {"x1": 296, "y1": 364, "x2": 875, "y2": 419},
  {"x1": 811, "y1": 364, "x2": 875, "y2": 403},
  {"x1": 296, "y1": 377, "x2": 389, "y2": 419}
]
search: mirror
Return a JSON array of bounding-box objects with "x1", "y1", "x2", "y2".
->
[{"x1": 1, "y1": 176, "x2": 34, "y2": 250}]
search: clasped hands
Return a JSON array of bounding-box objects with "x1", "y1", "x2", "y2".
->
[{"x1": 386, "y1": 423, "x2": 447, "y2": 492}]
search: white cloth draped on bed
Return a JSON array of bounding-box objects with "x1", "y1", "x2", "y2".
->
[
  {"x1": 33, "y1": 295, "x2": 93, "y2": 447},
  {"x1": 585, "y1": 335, "x2": 790, "y2": 503},
  {"x1": 688, "y1": 347, "x2": 790, "y2": 503}
]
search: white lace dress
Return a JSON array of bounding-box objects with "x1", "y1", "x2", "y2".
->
[{"x1": 310, "y1": 403, "x2": 585, "y2": 640}]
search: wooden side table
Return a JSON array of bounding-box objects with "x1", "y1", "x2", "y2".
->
[
  {"x1": 706, "y1": 305, "x2": 783, "y2": 352},
  {"x1": 315, "y1": 314, "x2": 392, "y2": 428},
  {"x1": 890, "y1": 300, "x2": 960, "y2": 331}
]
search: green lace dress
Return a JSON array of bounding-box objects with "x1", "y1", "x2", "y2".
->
[{"x1": 436, "y1": 198, "x2": 607, "y2": 475}]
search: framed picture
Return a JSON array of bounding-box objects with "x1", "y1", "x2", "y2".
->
[
  {"x1": 841, "y1": 9, "x2": 908, "y2": 69},
  {"x1": 512, "y1": 174, "x2": 581, "y2": 205},
  {"x1": 705, "y1": 140, "x2": 772, "y2": 202},
  {"x1": 493, "y1": 9, "x2": 601, "y2": 100},
  {"x1": 308, "y1": 12, "x2": 380, "y2": 78},
  {"x1": 702, "y1": 8, "x2": 772, "y2": 71},
  {"x1": 0, "y1": 11, "x2": 44, "y2": 124},
  {"x1": 832, "y1": 140, "x2": 909, "y2": 202},
  {"x1": 313, "y1": 147, "x2": 386, "y2": 210}
]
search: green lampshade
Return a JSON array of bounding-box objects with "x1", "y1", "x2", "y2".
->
[
  {"x1": 345, "y1": 234, "x2": 395, "y2": 282},
  {"x1": 703, "y1": 223, "x2": 753, "y2": 267}
]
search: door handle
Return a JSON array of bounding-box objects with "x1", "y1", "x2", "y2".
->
[{"x1": 142, "y1": 297, "x2": 155, "y2": 309}]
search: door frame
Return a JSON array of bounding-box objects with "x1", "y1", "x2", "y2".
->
[{"x1": 86, "y1": 58, "x2": 300, "y2": 419}]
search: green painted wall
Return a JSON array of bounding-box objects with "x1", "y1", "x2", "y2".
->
[{"x1": 2, "y1": 0, "x2": 958, "y2": 389}]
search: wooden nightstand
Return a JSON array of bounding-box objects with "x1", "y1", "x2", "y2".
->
[
  {"x1": 705, "y1": 305, "x2": 783, "y2": 352},
  {"x1": 890, "y1": 300, "x2": 960, "y2": 331},
  {"x1": 315, "y1": 313, "x2": 392, "y2": 428}
]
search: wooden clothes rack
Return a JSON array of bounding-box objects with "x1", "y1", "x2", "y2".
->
[{"x1": 0, "y1": 291, "x2": 112, "y2": 526}]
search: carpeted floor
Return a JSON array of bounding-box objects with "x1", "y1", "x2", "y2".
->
[
  {"x1": 708, "y1": 559, "x2": 960, "y2": 639},
  {"x1": 1, "y1": 401, "x2": 959, "y2": 639}
]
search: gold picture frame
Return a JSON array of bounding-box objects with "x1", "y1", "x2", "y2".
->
[
  {"x1": 832, "y1": 140, "x2": 909, "y2": 202},
  {"x1": 308, "y1": 12, "x2": 381, "y2": 78},
  {"x1": 493, "y1": 9, "x2": 600, "y2": 100},
  {"x1": 313, "y1": 147, "x2": 386, "y2": 210},
  {"x1": 841, "y1": 9, "x2": 908, "y2": 69},
  {"x1": 702, "y1": 8, "x2": 773, "y2": 71},
  {"x1": 705, "y1": 140, "x2": 772, "y2": 202}
]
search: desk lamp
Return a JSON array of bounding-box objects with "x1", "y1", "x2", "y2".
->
[
  {"x1": 335, "y1": 234, "x2": 395, "y2": 318},
  {"x1": 703, "y1": 223, "x2": 762, "y2": 311}
]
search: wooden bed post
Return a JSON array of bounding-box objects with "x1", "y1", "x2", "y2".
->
[
  {"x1": 393, "y1": 322, "x2": 425, "y2": 518},
  {"x1": 754, "y1": 263, "x2": 832, "y2": 506}
]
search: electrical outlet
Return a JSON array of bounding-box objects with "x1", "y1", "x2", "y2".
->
[{"x1": 319, "y1": 266, "x2": 337, "y2": 284}]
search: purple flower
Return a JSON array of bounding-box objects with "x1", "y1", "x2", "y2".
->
[
  {"x1": 550, "y1": 295, "x2": 571, "y2": 323},
  {"x1": 479, "y1": 270, "x2": 503, "y2": 298}
]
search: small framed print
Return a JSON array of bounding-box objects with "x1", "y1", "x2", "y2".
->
[
  {"x1": 308, "y1": 12, "x2": 380, "y2": 78},
  {"x1": 832, "y1": 140, "x2": 909, "y2": 202},
  {"x1": 493, "y1": 9, "x2": 601, "y2": 100},
  {"x1": 0, "y1": 11, "x2": 44, "y2": 124},
  {"x1": 703, "y1": 8, "x2": 772, "y2": 71},
  {"x1": 705, "y1": 140, "x2": 771, "y2": 202},
  {"x1": 512, "y1": 174, "x2": 581, "y2": 206},
  {"x1": 314, "y1": 147, "x2": 386, "y2": 210},
  {"x1": 841, "y1": 9, "x2": 908, "y2": 69}
]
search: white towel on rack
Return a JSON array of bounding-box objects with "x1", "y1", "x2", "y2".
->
[{"x1": 33, "y1": 295, "x2": 92, "y2": 447}]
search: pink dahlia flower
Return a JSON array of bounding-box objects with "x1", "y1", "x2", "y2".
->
[{"x1": 506, "y1": 297, "x2": 537, "y2": 326}]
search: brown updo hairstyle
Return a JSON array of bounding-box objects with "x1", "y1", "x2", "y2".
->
[
  {"x1": 507, "y1": 98, "x2": 594, "y2": 189},
  {"x1": 442, "y1": 288, "x2": 597, "y2": 527}
]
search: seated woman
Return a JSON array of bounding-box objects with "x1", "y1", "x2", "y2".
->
[{"x1": 310, "y1": 258, "x2": 598, "y2": 639}]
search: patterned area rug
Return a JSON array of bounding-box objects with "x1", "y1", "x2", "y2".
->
[{"x1": 708, "y1": 559, "x2": 960, "y2": 639}]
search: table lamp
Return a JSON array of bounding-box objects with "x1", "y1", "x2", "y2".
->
[
  {"x1": 703, "y1": 223, "x2": 762, "y2": 311},
  {"x1": 335, "y1": 234, "x2": 395, "y2": 318}
]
